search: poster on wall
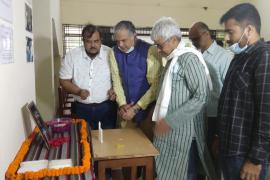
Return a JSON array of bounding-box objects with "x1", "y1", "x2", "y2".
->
[
  {"x1": 0, "y1": 23, "x2": 13, "y2": 64},
  {"x1": 0, "y1": 0, "x2": 13, "y2": 23},
  {"x1": 26, "y1": 37, "x2": 33, "y2": 62},
  {"x1": 25, "y1": 3, "x2": 32, "y2": 32}
]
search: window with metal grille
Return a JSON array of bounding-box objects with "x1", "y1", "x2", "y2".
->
[{"x1": 63, "y1": 24, "x2": 84, "y2": 54}]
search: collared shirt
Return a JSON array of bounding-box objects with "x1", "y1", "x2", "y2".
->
[
  {"x1": 59, "y1": 45, "x2": 112, "y2": 104},
  {"x1": 218, "y1": 40, "x2": 270, "y2": 163},
  {"x1": 202, "y1": 41, "x2": 233, "y2": 117},
  {"x1": 109, "y1": 45, "x2": 162, "y2": 110}
]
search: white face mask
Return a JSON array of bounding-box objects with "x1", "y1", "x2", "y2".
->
[
  {"x1": 119, "y1": 46, "x2": 134, "y2": 53},
  {"x1": 229, "y1": 30, "x2": 248, "y2": 54}
]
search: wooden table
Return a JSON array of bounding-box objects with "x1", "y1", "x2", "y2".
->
[{"x1": 91, "y1": 128, "x2": 159, "y2": 180}]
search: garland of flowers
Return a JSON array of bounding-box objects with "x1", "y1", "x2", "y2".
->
[
  {"x1": 5, "y1": 119, "x2": 91, "y2": 180},
  {"x1": 49, "y1": 136, "x2": 70, "y2": 147}
]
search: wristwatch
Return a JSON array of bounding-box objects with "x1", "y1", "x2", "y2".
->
[{"x1": 133, "y1": 107, "x2": 140, "y2": 114}]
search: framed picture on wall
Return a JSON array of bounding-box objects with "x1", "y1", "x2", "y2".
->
[
  {"x1": 27, "y1": 101, "x2": 51, "y2": 149},
  {"x1": 26, "y1": 37, "x2": 33, "y2": 62},
  {"x1": 0, "y1": 23, "x2": 13, "y2": 64},
  {"x1": 25, "y1": 3, "x2": 32, "y2": 32}
]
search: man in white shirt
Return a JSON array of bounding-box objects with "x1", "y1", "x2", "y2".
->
[
  {"x1": 189, "y1": 22, "x2": 233, "y2": 179},
  {"x1": 59, "y1": 24, "x2": 117, "y2": 130}
]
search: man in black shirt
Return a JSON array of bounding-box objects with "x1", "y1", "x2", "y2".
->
[{"x1": 216, "y1": 3, "x2": 270, "y2": 180}]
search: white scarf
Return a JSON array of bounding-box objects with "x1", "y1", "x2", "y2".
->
[{"x1": 152, "y1": 41, "x2": 212, "y2": 122}]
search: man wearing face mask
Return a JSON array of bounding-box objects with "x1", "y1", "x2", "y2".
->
[
  {"x1": 59, "y1": 24, "x2": 117, "y2": 130},
  {"x1": 216, "y1": 3, "x2": 270, "y2": 180},
  {"x1": 109, "y1": 20, "x2": 162, "y2": 140}
]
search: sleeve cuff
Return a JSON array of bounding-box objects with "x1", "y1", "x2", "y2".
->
[
  {"x1": 248, "y1": 158, "x2": 261, "y2": 165},
  {"x1": 117, "y1": 99, "x2": 126, "y2": 107},
  {"x1": 137, "y1": 101, "x2": 147, "y2": 110},
  {"x1": 164, "y1": 115, "x2": 175, "y2": 129}
]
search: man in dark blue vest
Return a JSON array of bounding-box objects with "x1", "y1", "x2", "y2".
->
[{"x1": 109, "y1": 20, "x2": 162, "y2": 140}]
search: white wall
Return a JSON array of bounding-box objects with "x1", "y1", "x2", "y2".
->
[
  {"x1": 0, "y1": 0, "x2": 62, "y2": 177},
  {"x1": 61, "y1": 0, "x2": 270, "y2": 40},
  {"x1": 252, "y1": 0, "x2": 270, "y2": 40},
  {"x1": 33, "y1": 0, "x2": 62, "y2": 121},
  {"x1": 0, "y1": 0, "x2": 36, "y2": 177},
  {"x1": 61, "y1": 0, "x2": 252, "y2": 30}
]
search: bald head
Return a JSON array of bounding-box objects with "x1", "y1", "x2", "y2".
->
[
  {"x1": 190, "y1": 22, "x2": 210, "y2": 34},
  {"x1": 189, "y1": 22, "x2": 212, "y2": 51}
]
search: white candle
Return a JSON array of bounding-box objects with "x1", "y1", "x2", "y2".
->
[{"x1": 98, "y1": 121, "x2": 103, "y2": 143}]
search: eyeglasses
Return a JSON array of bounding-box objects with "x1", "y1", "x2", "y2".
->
[{"x1": 154, "y1": 37, "x2": 172, "y2": 49}]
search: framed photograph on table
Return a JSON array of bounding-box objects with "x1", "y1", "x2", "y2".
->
[{"x1": 27, "y1": 101, "x2": 51, "y2": 149}]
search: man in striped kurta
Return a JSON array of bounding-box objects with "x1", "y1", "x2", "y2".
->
[{"x1": 151, "y1": 17, "x2": 217, "y2": 180}]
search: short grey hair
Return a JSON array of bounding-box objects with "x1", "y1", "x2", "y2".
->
[
  {"x1": 151, "y1": 17, "x2": 182, "y2": 41},
  {"x1": 113, "y1": 20, "x2": 136, "y2": 36}
]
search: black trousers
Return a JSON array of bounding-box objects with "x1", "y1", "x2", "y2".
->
[{"x1": 72, "y1": 100, "x2": 117, "y2": 130}]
